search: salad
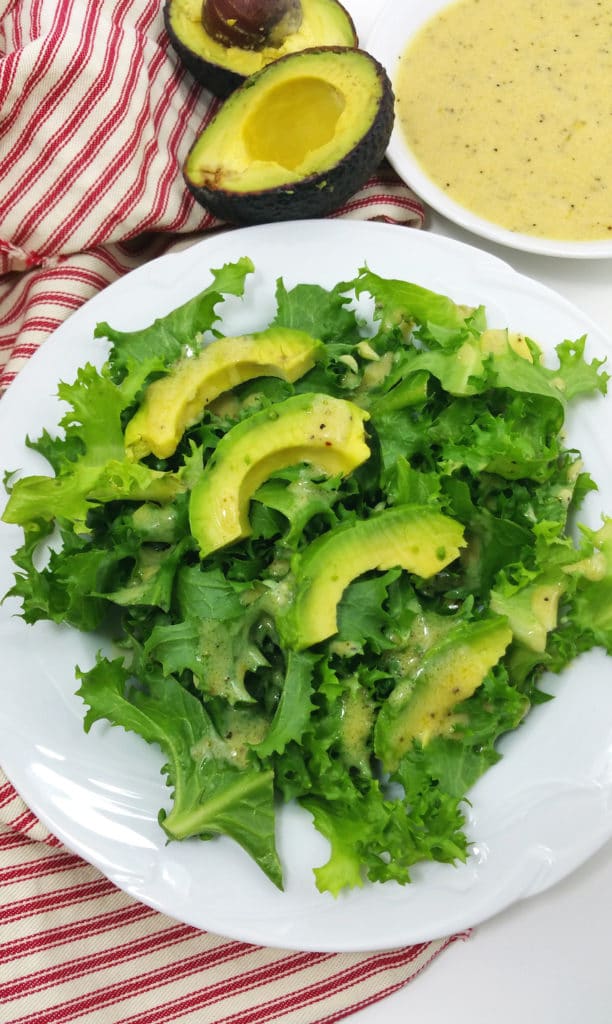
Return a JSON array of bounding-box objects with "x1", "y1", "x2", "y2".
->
[{"x1": 3, "y1": 257, "x2": 612, "y2": 896}]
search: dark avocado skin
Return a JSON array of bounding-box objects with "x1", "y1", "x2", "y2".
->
[
  {"x1": 183, "y1": 48, "x2": 395, "y2": 224},
  {"x1": 163, "y1": 0, "x2": 358, "y2": 99},
  {"x1": 163, "y1": 2, "x2": 244, "y2": 98}
]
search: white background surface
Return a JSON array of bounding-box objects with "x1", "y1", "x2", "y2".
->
[{"x1": 345, "y1": 1, "x2": 612, "y2": 1021}]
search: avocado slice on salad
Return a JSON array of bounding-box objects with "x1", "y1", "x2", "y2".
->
[
  {"x1": 374, "y1": 618, "x2": 514, "y2": 772},
  {"x1": 164, "y1": 0, "x2": 358, "y2": 98},
  {"x1": 480, "y1": 327, "x2": 535, "y2": 363},
  {"x1": 124, "y1": 326, "x2": 323, "y2": 461},
  {"x1": 183, "y1": 47, "x2": 394, "y2": 224},
  {"x1": 490, "y1": 574, "x2": 566, "y2": 653},
  {"x1": 189, "y1": 392, "x2": 370, "y2": 557},
  {"x1": 279, "y1": 505, "x2": 466, "y2": 650}
]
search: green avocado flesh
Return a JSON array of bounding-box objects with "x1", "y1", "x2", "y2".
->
[
  {"x1": 490, "y1": 573, "x2": 565, "y2": 652},
  {"x1": 124, "y1": 327, "x2": 323, "y2": 461},
  {"x1": 280, "y1": 505, "x2": 466, "y2": 650},
  {"x1": 164, "y1": 0, "x2": 357, "y2": 97},
  {"x1": 374, "y1": 618, "x2": 514, "y2": 772},
  {"x1": 183, "y1": 46, "x2": 395, "y2": 223},
  {"x1": 189, "y1": 392, "x2": 370, "y2": 557}
]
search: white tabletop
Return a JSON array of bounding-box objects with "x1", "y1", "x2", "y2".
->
[{"x1": 342, "y1": 1, "x2": 612, "y2": 1020}]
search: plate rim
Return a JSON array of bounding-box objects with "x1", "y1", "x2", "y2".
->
[{"x1": 2, "y1": 219, "x2": 612, "y2": 951}]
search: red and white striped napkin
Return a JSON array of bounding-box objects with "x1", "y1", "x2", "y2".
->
[
  {"x1": 0, "y1": 1, "x2": 469, "y2": 1021},
  {"x1": 0, "y1": 774, "x2": 469, "y2": 1024}
]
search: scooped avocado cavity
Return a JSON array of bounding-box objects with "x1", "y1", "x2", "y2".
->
[{"x1": 183, "y1": 46, "x2": 394, "y2": 222}]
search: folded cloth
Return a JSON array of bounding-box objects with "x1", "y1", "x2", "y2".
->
[
  {"x1": 0, "y1": 2, "x2": 468, "y2": 1021},
  {"x1": 0, "y1": 773, "x2": 469, "y2": 1024}
]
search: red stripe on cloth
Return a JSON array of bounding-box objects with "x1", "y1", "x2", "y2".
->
[
  {"x1": 1, "y1": 930, "x2": 241, "y2": 1003},
  {"x1": 208, "y1": 945, "x2": 449, "y2": 1024},
  {"x1": 0, "y1": 1, "x2": 71, "y2": 161},
  {"x1": 98, "y1": 64, "x2": 195, "y2": 241},
  {"x1": 5, "y1": 1, "x2": 23, "y2": 50},
  {"x1": 1, "y1": 322, "x2": 62, "y2": 348},
  {"x1": 80, "y1": 24, "x2": 180, "y2": 237},
  {"x1": 143, "y1": 77, "x2": 201, "y2": 231},
  {"x1": 57, "y1": 29, "x2": 177, "y2": 248},
  {"x1": 0, "y1": 849, "x2": 85, "y2": 886},
  {"x1": 329, "y1": 193, "x2": 425, "y2": 220},
  {"x1": 0, "y1": 0, "x2": 94, "y2": 194},
  {"x1": 0, "y1": 876, "x2": 120, "y2": 924},
  {"x1": 10, "y1": 0, "x2": 134, "y2": 247},
  {"x1": 0, "y1": 783, "x2": 17, "y2": 807},
  {"x1": 0, "y1": 828, "x2": 64, "y2": 853},
  {"x1": 0, "y1": 832, "x2": 32, "y2": 851},
  {"x1": 2, "y1": 327, "x2": 57, "y2": 348},
  {"x1": 41, "y1": 832, "x2": 64, "y2": 849},
  {"x1": 106, "y1": 942, "x2": 456, "y2": 1024},
  {"x1": 0, "y1": 901, "x2": 159, "y2": 962},
  {"x1": 62, "y1": 21, "x2": 163, "y2": 229},
  {"x1": 42, "y1": 15, "x2": 211, "y2": 257},
  {"x1": 2, "y1": 807, "x2": 46, "y2": 836},
  {"x1": 6, "y1": 947, "x2": 330, "y2": 1024},
  {"x1": 0, "y1": 288, "x2": 81, "y2": 326},
  {"x1": 306, "y1": 934, "x2": 470, "y2": 1024},
  {"x1": 128, "y1": 950, "x2": 334, "y2": 1024},
  {"x1": 0, "y1": 35, "x2": 19, "y2": 98},
  {"x1": 0, "y1": 263, "x2": 114, "y2": 323},
  {"x1": 30, "y1": 0, "x2": 45, "y2": 38}
]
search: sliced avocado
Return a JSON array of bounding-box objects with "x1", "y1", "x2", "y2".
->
[
  {"x1": 164, "y1": 0, "x2": 357, "y2": 97},
  {"x1": 374, "y1": 618, "x2": 513, "y2": 772},
  {"x1": 183, "y1": 47, "x2": 394, "y2": 224},
  {"x1": 189, "y1": 392, "x2": 370, "y2": 557},
  {"x1": 490, "y1": 573, "x2": 566, "y2": 652},
  {"x1": 279, "y1": 505, "x2": 466, "y2": 650},
  {"x1": 480, "y1": 327, "x2": 537, "y2": 363},
  {"x1": 124, "y1": 326, "x2": 323, "y2": 461}
]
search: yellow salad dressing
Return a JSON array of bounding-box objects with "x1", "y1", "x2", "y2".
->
[{"x1": 395, "y1": 0, "x2": 612, "y2": 239}]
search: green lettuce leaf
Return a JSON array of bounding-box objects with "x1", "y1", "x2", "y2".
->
[
  {"x1": 76, "y1": 655, "x2": 282, "y2": 888},
  {"x1": 97, "y1": 257, "x2": 255, "y2": 390}
]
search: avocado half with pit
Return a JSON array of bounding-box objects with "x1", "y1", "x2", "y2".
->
[
  {"x1": 164, "y1": 0, "x2": 358, "y2": 98},
  {"x1": 183, "y1": 46, "x2": 395, "y2": 224}
]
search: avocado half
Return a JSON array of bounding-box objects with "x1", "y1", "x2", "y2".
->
[
  {"x1": 183, "y1": 46, "x2": 395, "y2": 224},
  {"x1": 164, "y1": 0, "x2": 357, "y2": 98}
]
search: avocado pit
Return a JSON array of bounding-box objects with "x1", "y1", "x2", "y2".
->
[
  {"x1": 202, "y1": 0, "x2": 303, "y2": 51},
  {"x1": 164, "y1": 0, "x2": 358, "y2": 97}
]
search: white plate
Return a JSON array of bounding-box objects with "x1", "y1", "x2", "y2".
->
[
  {"x1": 367, "y1": 0, "x2": 612, "y2": 260},
  {"x1": 1, "y1": 221, "x2": 612, "y2": 952}
]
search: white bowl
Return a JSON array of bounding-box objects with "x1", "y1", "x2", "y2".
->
[{"x1": 367, "y1": 0, "x2": 612, "y2": 259}]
